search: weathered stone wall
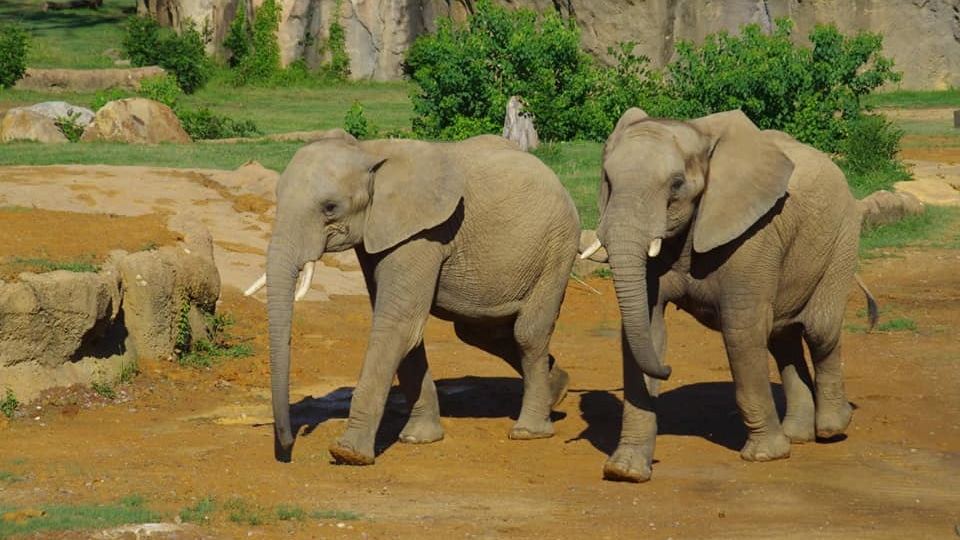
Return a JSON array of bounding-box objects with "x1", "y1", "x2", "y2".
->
[{"x1": 138, "y1": 0, "x2": 960, "y2": 90}]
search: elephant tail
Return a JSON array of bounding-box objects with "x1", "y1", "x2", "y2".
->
[{"x1": 854, "y1": 273, "x2": 879, "y2": 332}]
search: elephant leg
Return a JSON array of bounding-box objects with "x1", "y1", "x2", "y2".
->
[
  {"x1": 454, "y1": 321, "x2": 568, "y2": 439},
  {"x1": 330, "y1": 244, "x2": 440, "y2": 465},
  {"x1": 722, "y1": 305, "x2": 791, "y2": 462},
  {"x1": 769, "y1": 326, "x2": 815, "y2": 443},
  {"x1": 603, "y1": 303, "x2": 666, "y2": 483},
  {"x1": 396, "y1": 342, "x2": 444, "y2": 445},
  {"x1": 806, "y1": 330, "x2": 852, "y2": 439},
  {"x1": 804, "y1": 267, "x2": 854, "y2": 439}
]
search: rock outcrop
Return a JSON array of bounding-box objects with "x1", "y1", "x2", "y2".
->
[
  {"x1": 13, "y1": 66, "x2": 167, "y2": 92},
  {"x1": 0, "y1": 216, "x2": 220, "y2": 403},
  {"x1": 138, "y1": 0, "x2": 960, "y2": 90}
]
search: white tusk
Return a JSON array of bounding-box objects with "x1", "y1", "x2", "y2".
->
[
  {"x1": 243, "y1": 260, "x2": 316, "y2": 301},
  {"x1": 294, "y1": 261, "x2": 315, "y2": 301},
  {"x1": 244, "y1": 273, "x2": 266, "y2": 296},
  {"x1": 647, "y1": 237, "x2": 662, "y2": 258},
  {"x1": 580, "y1": 238, "x2": 603, "y2": 260}
]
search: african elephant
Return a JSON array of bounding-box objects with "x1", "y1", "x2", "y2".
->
[
  {"x1": 262, "y1": 130, "x2": 580, "y2": 465},
  {"x1": 587, "y1": 108, "x2": 877, "y2": 482}
]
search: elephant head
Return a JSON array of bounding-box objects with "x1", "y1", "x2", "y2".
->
[
  {"x1": 597, "y1": 108, "x2": 794, "y2": 381},
  {"x1": 267, "y1": 131, "x2": 465, "y2": 461}
]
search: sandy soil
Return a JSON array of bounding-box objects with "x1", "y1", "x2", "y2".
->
[{"x1": 0, "y1": 143, "x2": 957, "y2": 539}]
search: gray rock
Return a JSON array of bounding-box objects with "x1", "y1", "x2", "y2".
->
[{"x1": 26, "y1": 101, "x2": 95, "y2": 127}]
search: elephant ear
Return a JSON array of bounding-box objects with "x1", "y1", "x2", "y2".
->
[
  {"x1": 689, "y1": 110, "x2": 795, "y2": 254},
  {"x1": 363, "y1": 141, "x2": 465, "y2": 254}
]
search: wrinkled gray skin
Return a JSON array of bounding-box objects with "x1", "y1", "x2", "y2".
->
[
  {"x1": 597, "y1": 108, "x2": 866, "y2": 482},
  {"x1": 267, "y1": 131, "x2": 580, "y2": 465}
]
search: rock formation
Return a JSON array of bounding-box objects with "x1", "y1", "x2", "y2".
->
[{"x1": 138, "y1": 0, "x2": 960, "y2": 90}]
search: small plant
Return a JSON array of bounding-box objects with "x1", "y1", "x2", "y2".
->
[
  {"x1": 179, "y1": 496, "x2": 216, "y2": 524},
  {"x1": 0, "y1": 22, "x2": 30, "y2": 89},
  {"x1": 54, "y1": 112, "x2": 86, "y2": 143},
  {"x1": 310, "y1": 509, "x2": 362, "y2": 521},
  {"x1": 876, "y1": 317, "x2": 917, "y2": 333},
  {"x1": 276, "y1": 504, "x2": 306, "y2": 521},
  {"x1": 225, "y1": 497, "x2": 269, "y2": 526},
  {"x1": 1, "y1": 389, "x2": 18, "y2": 419},
  {"x1": 591, "y1": 267, "x2": 612, "y2": 279},
  {"x1": 91, "y1": 380, "x2": 117, "y2": 400},
  {"x1": 176, "y1": 302, "x2": 253, "y2": 368},
  {"x1": 343, "y1": 101, "x2": 377, "y2": 139}
]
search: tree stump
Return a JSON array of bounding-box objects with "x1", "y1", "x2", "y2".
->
[{"x1": 502, "y1": 95, "x2": 540, "y2": 152}]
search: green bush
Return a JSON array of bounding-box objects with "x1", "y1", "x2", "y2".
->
[
  {"x1": 667, "y1": 18, "x2": 901, "y2": 158},
  {"x1": 224, "y1": 0, "x2": 251, "y2": 68},
  {"x1": 138, "y1": 74, "x2": 183, "y2": 109},
  {"x1": 177, "y1": 107, "x2": 261, "y2": 140},
  {"x1": 404, "y1": 1, "x2": 606, "y2": 141},
  {"x1": 121, "y1": 16, "x2": 212, "y2": 94},
  {"x1": 0, "y1": 22, "x2": 29, "y2": 89},
  {"x1": 317, "y1": 0, "x2": 350, "y2": 82},
  {"x1": 232, "y1": 0, "x2": 282, "y2": 86}
]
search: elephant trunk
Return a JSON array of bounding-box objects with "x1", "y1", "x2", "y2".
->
[
  {"x1": 604, "y1": 227, "x2": 672, "y2": 381},
  {"x1": 266, "y1": 235, "x2": 313, "y2": 462}
]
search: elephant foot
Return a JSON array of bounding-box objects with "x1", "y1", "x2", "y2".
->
[
  {"x1": 329, "y1": 440, "x2": 375, "y2": 466},
  {"x1": 816, "y1": 401, "x2": 853, "y2": 439},
  {"x1": 508, "y1": 419, "x2": 554, "y2": 440},
  {"x1": 602, "y1": 445, "x2": 653, "y2": 483},
  {"x1": 398, "y1": 416, "x2": 444, "y2": 445},
  {"x1": 740, "y1": 432, "x2": 791, "y2": 462},
  {"x1": 549, "y1": 366, "x2": 570, "y2": 409},
  {"x1": 782, "y1": 415, "x2": 815, "y2": 444}
]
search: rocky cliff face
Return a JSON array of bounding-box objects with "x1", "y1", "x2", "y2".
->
[{"x1": 137, "y1": 0, "x2": 960, "y2": 90}]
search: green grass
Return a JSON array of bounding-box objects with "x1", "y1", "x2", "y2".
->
[
  {"x1": 865, "y1": 89, "x2": 960, "y2": 109},
  {"x1": 875, "y1": 317, "x2": 918, "y2": 333},
  {"x1": 0, "y1": 495, "x2": 161, "y2": 537},
  {"x1": 533, "y1": 141, "x2": 602, "y2": 229},
  {"x1": 6, "y1": 255, "x2": 99, "y2": 273},
  {"x1": 860, "y1": 206, "x2": 960, "y2": 256},
  {"x1": 0, "y1": 0, "x2": 131, "y2": 69},
  {"x1": 179, "y1": 496, "x2": 216, "y2": 524}
]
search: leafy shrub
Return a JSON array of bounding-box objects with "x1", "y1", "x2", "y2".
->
[
  {"x1": 138, "y1": 74, "x2": 183, "y2": 109},
  {"x1": 55, "y1": 112, "x2": 86, "y2": 143},
  {"x1": 224, "y1": 0, "x2": 251, "y2": 68},
  {"x1": 1, "y1": 388, "x2": 18, "y2": 419},
  {"x1": 232, "y1": 0, "x2": 282, "y2": 86},
  {"x1": 121, "y1": 16, "x2": 212, "y2": 93},
  {"x1": 404, "y1": 1, "x2": 605, "y2": 141},
  {"x1": 317, "y1": 0, "x2": 350, "y2": 82},
  {"x1": 177, "y1": 107, "x2": 260, "y2": 140},
  {"x1": 838, "y1": 113, "x2": 904, "y2": 175},
  {"x1": 343, "y1": 101, "x2": 376, "y2": 139},
  {"x1": 0, "y1": 22, "x2": 29, "y2": 89},
  {"x1": 667, "y1": 18, "x2": 901, "y2": 158}
]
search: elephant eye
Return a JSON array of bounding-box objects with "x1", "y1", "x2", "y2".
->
[
  {"x1": 321, "y1": 202, "x2": 338, "y2": 215},
  {"x1": 669, "y1": 175, "x2": 685, "y2": 195}
]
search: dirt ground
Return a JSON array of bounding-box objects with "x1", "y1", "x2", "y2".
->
[{"x1": 0, "y1": 142, "x2": 958, "y2": 539}]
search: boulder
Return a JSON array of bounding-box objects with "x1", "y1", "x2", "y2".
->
[
  {"x1": 894, "y1": 178, "x2": 960, "y2": 207},
  {"x1": 859, "y1": 190, "x2": 926, "y2": 229},
  {"x1": 0, "y1": 109, "x2": 69, "y2": 143},
  {"x1": 81, "y1": 98, "x2": 191, "y2": 144}
]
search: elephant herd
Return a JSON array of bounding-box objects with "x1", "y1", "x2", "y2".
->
[{"x1": 244, "y1": 108, "x2": 877, "y2": 483}]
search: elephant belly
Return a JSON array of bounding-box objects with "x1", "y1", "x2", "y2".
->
[{"x1": 430, "y1": 296, "x2": 523, "y2": 325}]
